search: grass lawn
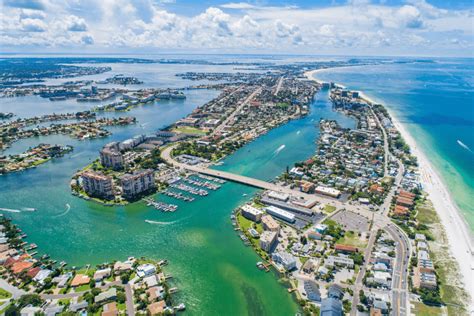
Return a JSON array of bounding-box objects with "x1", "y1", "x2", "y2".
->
[
  {"x1": 416, "y1": 204, "x2": 439, "y2": 225},
  {"x1": 172, "y1": 126, "x2": 207, "y2": 135},
  {"x1": 74, "y1": 284, "x2": 91, "y2": 292},
  {"x1": 237, "y1": 213, "x2": 263, "y2": 234},
  {"x1": 58, "y1": 298, "x2": 71, "y2": 306},
  {"x1": 411, "y1": 302, "x2": 443, "y2": 316},
  {"x1": 0, "y1": 288, "x2": 11, "y2": 299},
  {"x1": 337, "y1": 231, "x2": 367, "y2": 248},
  {"x1": 323, "y1": 205, "x2": 337, "y2": 214}
]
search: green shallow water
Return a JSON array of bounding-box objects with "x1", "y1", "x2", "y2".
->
[{"x1": 0, "y1": 87, "x2": 353, "y2": 314}]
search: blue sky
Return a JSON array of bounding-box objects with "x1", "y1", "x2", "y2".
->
[{"x1": 0, "y1": 0, "x2": 473, "y2": 56}]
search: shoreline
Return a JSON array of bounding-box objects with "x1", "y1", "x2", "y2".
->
[{"x1": 305, "y1": 68, "x2": 474, "y2": 308}]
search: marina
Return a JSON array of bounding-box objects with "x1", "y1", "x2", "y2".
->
[
  {"x1": 170, "y1": 183, "x2": 209, "y2": 196},
  {"x1": 143, "y1": 198, "x2": 178, "y2": 212}
]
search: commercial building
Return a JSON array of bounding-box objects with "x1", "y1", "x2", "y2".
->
[
  {"x1": 261, "y1": 215, "x2": 280, "y2": 232},
  {"x1": 100, "y1": 142, "x2": 124, "y2": 170},
  {"x1": 321, "y1": 297, "x2": 343, "y2": 316},
  {"x1": 120, "y1": 169, "x2": 156, "y2": 199},
  {"x1": 81, "y1": 171, "x2": 114, "y2": 199},
  {"x1": 267, "y1": 191, "x2": 289, "y2": 202},
  {"x1": 325, "y1": 255, "x2": 354, "y2": 268},
  {"x1": 265, "y1": 206, "x2": 295, "y2": 223},
  {"x1": 315, "y1": 186, "x2": 341, "y2": 198},
  {"x1": 241, "y1": 204, "x2": 263, "y2": 222},
  {"x1": 259, "y1": 231, "x2": 278, "y2": 252},
  {"x1": 272, "y1": 251, "x2": 297, "y2": 271}
]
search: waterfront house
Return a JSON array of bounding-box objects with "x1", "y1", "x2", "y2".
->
[
  {"x1": 33, "y1": 269, "x2": 52, "y2": 284},
  {"x1": 71, "y1": 274, "x2": 90, "y2": 287},
  {"x1": 93, "y1": 267, "x2": 112, "y2": 282},
  {"x1": 137, "y1": 263, "x2": 156, "y2": 278},
  {"x1": 148, "y1": 300, "x2": 167, "y2": 315}
]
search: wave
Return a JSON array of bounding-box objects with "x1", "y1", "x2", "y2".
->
[
  {"x1": 296, "y1": 130, "x2": 301, "y2": 135},
  {"x1": 53, "y1": 204, "x2": 71, "y2": 218},
  {"x1": 273, "y1": 144, "x2": 286, "y2": 155},
  {"x1": 457, "y1": 140, "x2": 473, "y2": 153},
  {"x1": 0, "y1": 208, "x2": 21, "y2": 213}
]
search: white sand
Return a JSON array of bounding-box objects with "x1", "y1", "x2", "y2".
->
[{"x1": 305, "y1": 69, "x2": 474, "y2": 309}]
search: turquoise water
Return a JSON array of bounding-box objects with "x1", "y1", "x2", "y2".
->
[
  {"x1": 314, "y1": 59, "x2": 474, "y2": 232},
  {"x1": 0, "y1": 74, "x2": 353, "y2": 314}
]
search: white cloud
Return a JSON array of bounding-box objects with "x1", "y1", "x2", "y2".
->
[
  {"x1": 0, "y1": 0, "x2": 472, "y2": 56},
  {"x1": 220, "y1": 2, "x2": 256, "y2": 10}
]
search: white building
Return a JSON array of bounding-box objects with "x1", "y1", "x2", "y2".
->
[
  {"x1": 241, "y1": 204, "x2": 263, "y2": 222},
  {"x1": 265, "y1": 206, "x2": 295, "y2": 223},
  {"x1": 272, "y1": 251, "x2": 297, "y2": 271},
  {"x1": 137, "y1": 264, "x2": 156, "y2": 278},
  {"x1": 120, "y1": 169, "x2": 156, "y2": 199}
]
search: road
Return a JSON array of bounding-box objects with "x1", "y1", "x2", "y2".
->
[
  {"x1": 0, "y1": 278, "x2": 25, "y2": 299},
  {"x1": 211, "y1": 87, "x2": 261, "y2": 136},
  {"x1": 125, "y1": 284, "x2": 135, "y2": 316},
  {"x1": 368, "y1": 104, "x2": 389, "y2": 177},
  {"x1": 274, "y1": 76, "x2": 284, "y2": 96}
]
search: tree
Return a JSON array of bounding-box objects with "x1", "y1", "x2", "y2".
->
[
  {"x1": 18, "y1": 294, "x2": 44, "y2": 308},
  {"x1": 117, "y1": 291, "x2": 126, "y2": 304}
]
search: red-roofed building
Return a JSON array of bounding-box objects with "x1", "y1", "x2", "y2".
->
[
  {"x1": 396, "y1": 197, "x2": 414, "y2": 208},
  {"x1": 335, "y1": 244, "x2": 358, "y2": 253},
  {"x1": 394, "y1": 205, "x2": 409, "y2": 216},
  {"x1": 399, "y1": 190, "x2": 415, "y2": 199},
  {"x1": 11, "y1": 261, "x2": 33, "y2": 274},
  {"x1": 26, "y1": 267, "x2": 41, "y2": 278}
]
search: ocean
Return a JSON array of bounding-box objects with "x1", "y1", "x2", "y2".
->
[{"x1": 313, "y1": 58, "x2": 474, "y2": 232}]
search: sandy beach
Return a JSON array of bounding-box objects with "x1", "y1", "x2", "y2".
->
[{"x1": 305, "y1": 69, "x2": 474, "y2": 309}]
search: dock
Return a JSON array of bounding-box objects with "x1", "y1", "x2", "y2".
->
[{"x1": 143, "y1": 198, "x2": 178, "y2": 212}]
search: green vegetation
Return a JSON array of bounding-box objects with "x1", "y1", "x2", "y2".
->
[
  {"x1": 0, "y1": 288, "x2": 11, "y2": 299},
  {"x1": 323, "y1": 204, "x2": 336, "y2": 214},
  {"x1": 336, "y1": 231, "x2": 367, "y2": 248},
  {"x1": 411, "y1": 302, "x2": 443, "y2": 316},
  {"x1": 172, "y1": 126, "x2": 208, "y2": 135}
]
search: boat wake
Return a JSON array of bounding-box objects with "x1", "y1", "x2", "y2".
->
[
  {"x1": 0, "y1": 208, "x2": 21, "y2": 213},
  {"x1": 273, "y1": 144, "x2": 286, "y2": 155},
  {"x1": 53, "y1": 204, "x2": 71, "y2": 218},
  {"x1": 457, "y1": 140, "x2": 473, "y2": 153},
  {"x1": 145, "y1": 219, "x2": 178, "y2": 225},
  {"x1": 70, "y1": 152, "x2": 84, "y2": 158},
  {"x1": 22, "y1": 207, "x2": 37, "y2": 212},
  {"x1": 296, "y1": 130, "x2": 301, "y2": 135}
]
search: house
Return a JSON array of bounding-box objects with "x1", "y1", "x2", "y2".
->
[
  {"x1": 137, "y1": 263, "x2": 156, "y2": 278},
  {"x1": 102, "y1": 302, "x2": 118, "y2": 316},
  {"x1": 147, "y1": 286, "x2": 165, "y2": 301},
  {"x1": 71, "y1": 274, "x2": 91, "y2": 287},
  {"x1": 372, "y1": 271, "x2": 392, "y2": 287},
  {"x1": 148, "y1": 300, "x2": 167, "y2": 315},
  {"x1": 114, "y1": 261, "x2": 133, "y2": 274},
  {"x1": 33, "y1": 269, "x2": 52, "y2": 284},
  {"x1": 93, "y1": 267, "x2": 112, "y2": 282},
  {"x1": 325, "y1": 255, "x2": 354, "y2": 269},
  {"x1": 20, "y1": 306, "x2": 42, "y2": 316},
  {"x1": 44, "y1": 304, "x2": 64, "y2": 316},
  {"x1": 304, "y1": 280, "x2": 321, "y2": 302},
  {"x1": 69, "y1": 301, "x2": 88, "y2": 312},
  {"x1": 52, "y1": 273, "x2": 71, "y2": 288},
  {"x1": 143, "y1": 274, "x2": 159, "y2": 288},
  {"x1": 95, "y1": 288, "x2": 117, "y2": 303}
]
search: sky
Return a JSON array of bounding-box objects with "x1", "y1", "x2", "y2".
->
[{"x1": 0, "y1": 0, "x2": 473, "y2": 57}]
